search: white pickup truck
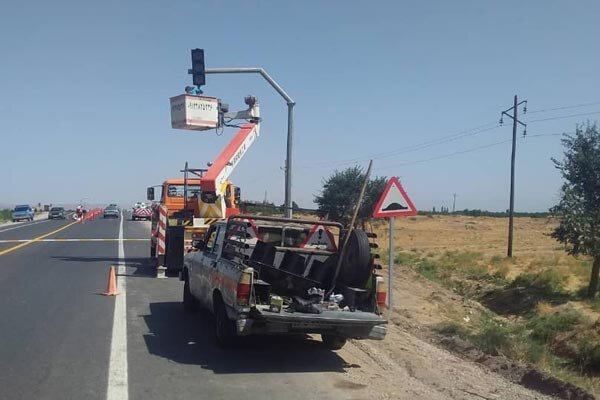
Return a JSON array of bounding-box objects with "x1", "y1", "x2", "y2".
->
[{"x1": 181, "y1": 215, "x2": 388, "y2": 348}]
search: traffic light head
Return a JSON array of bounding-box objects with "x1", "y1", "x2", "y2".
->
[{"x1": 191, "y1": 48, "x2": 205, "y2": 86}]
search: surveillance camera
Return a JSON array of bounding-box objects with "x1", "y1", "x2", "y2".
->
[{"x1": 244, "y1": 95, "x2": 257, "y2": 107}]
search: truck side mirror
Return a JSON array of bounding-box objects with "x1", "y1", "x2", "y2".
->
[
  {"x1": 192, "y1": 240, "x2": 205, "y2": 250},
  {"x1": 147, "y1": 187, "x2": 155, "y2": 201}
]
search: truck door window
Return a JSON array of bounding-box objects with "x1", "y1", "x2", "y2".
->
[
  {"x1": 213, "y1": 225, "x2": 226, "y2": 256},
  {"x1": 205, "y1": 226, "x2": 219, "y2": 253}
]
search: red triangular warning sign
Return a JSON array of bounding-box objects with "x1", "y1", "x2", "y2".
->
[
  {"x1": 372, "y1": 177, "x2": 417, "y2": 218},
  {"x1": 300, "y1": 224, "x2": 337, "y2": 251}
]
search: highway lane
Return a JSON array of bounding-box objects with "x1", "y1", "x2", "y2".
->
[
  {"x1": 0, "y1": 215, "x2": 119, "y2": 400},
  {"x1": 0, "y1": 217, "x2": 75, "y2": 253},
  {"x1": 0, "y1": 212, "x2": 363, "y2": 400}
]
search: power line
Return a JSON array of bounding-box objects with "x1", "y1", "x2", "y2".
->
[
  {"x1": 527, "y1": 100, "x2": 600, "y2": 114},
  {"x1": 299, "y1": 121, "x2": 501, "y2": 169},
  {"x1": 527, "y1": 110, "x2": 600, "y2": 124},
  {"x1": 377, "y1": 139, "x2": 512, "y2": 168},
  {"x1": 296, "y1": 102, "x2": 598, "y2": 172},
  {"x1": 376, "y1": 132, "x2": 561, "y2": 169}
]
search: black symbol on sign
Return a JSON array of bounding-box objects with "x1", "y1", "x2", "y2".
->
[{"x1": 382, "y1": 203, "x2": 408, "y2": 211}]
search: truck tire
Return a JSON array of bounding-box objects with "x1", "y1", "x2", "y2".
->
[
  {"x1": 321, "y1": 334, "x2": 347, "y2": 350},
  {"x1": 183, "y1": 274, "x2": 198, "y2": 312},
  {"x1": 339, "y1": 229, "x2": 372, "y2": 287},
  {"x1": 214, "y1": 296, "x2": 237, "y2": 348}
]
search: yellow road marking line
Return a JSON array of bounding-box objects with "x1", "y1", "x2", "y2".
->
[
  {"x1": 0, "y1": 238, "x2": 149, "y2": 243},
  {"x1": 0, "y1": 221, "x2": 79, "y2": 256}
]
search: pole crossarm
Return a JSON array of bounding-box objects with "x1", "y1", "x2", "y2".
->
[
  {"x1": 204, "y1": 67, "x2": 296, "y2": 218},
  {"x1": 205, "y1": 68, "x2": 295, "y2": 105}
]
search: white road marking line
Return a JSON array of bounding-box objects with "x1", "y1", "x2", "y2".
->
[
  {"x1": 107, "y1": 212, "x2": 128, "y2": 400},
  {"x1": 0, "y1": 219, "x2": 51, "y2": 233}
]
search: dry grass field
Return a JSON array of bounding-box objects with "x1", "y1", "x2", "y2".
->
[{"x1": 371, "y1": 215, "x2": 591, "y2": 289}]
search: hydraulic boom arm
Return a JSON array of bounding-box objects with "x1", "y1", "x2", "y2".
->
[{"x1": 200, "y1": 122, "x2": 259, "y2": 202}]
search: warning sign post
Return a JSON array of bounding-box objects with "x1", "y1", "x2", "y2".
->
[{"x1": 372, "y1": 177, "x2": 417, "y2": 313}]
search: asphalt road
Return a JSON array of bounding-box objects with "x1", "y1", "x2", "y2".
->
[{"x1": 0, "y1": 213, "x2": 358, "y2": 400}]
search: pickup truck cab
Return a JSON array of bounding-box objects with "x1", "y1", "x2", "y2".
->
[
  {"x1": 182, "y1": 215, "x2": 387, "y2": 348},
  {"x1": 12, "y1": 205, "x2": 34, "y2": 222}
]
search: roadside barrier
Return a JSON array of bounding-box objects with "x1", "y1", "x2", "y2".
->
[
  {"x1": 80, "y1": 208, "x2": 102, "y2": 223},
  {"x1": 102, "y1": 266, "x2": 119, "y2": 296}
]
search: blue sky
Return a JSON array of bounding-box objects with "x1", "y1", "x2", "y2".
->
[{"x1": 2, "y1": 0, "x2": 600, "y2": 211}]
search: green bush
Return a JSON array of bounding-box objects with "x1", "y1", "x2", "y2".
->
[
  {"x1": 395, "y1": 252, "x2": 421, "y2": 265},
  {"x1": 575, "y1": 335, "x2": 600, "y2": 372},
  {"x1": 433, "y1": 321, "x2": 470, "y2": 338},
  {"x1": 527, "y1": 310, "x2": 583, "y2": 343},
  {"x1": 417, "y1": 259, "x2": 439, "y2": 281},
  {"x1": 526, "y1": 339, "x2": 547, "y2": 363},
  {"x1": 510, "y1": 269, "x2": 567, "y2": 298},
  {"x1": 472, "y1": 316, "x2": 512, "y2": 354},
  {"x1": 0, "y1": 209, "x2": 11, "y2": 221}
]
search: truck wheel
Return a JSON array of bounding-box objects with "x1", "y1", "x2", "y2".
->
[
  {"x1": 214, "y1": 297, "x2": 237, "y2": 347},
  {"x1": 321, "y1": 334, "x2": 347, "y2": 350},
  {"x1": 183, "y1": 276, "x2": 198, "y2": 312}
]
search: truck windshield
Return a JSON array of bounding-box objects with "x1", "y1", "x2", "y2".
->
[
  {"x1": 15, "y1": 206, "x2": 29, "y2": 212},
  {"x1": 166, "y1": 185, "x2": 201, "y2": 198}
]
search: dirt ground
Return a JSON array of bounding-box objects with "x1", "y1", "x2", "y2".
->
[
  {"x1": 334, "y1": 263, "x2": 552, "y2": 399},
  {"x1": 330, "y1": 215, "x2": 590, "y2": 399}
]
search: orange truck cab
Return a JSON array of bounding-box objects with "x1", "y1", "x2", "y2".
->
[{"x1": 147, "y1": 177, "x2": 241, "y2": 273}]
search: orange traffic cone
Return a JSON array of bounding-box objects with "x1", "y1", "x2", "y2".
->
[{"x1": 103, "y1": 266, "x2": 119, "y2": 296}]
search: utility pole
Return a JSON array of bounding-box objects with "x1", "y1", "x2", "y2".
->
[
  {"x1": 500, "y1": 95, "x2": 527, "y2": 257},
  {"x1": 452, "y1": 193, "x2": 457, "y2": 213}
]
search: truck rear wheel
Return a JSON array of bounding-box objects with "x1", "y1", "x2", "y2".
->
[
  {"x1": 214, "y1": 297, "x2": 237, "y2": 347},
  {"x1": 321, "y1": 334, "x2": 347, "y2": 350}
]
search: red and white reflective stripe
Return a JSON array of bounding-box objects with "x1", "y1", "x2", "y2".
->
[
  {"x1": 134, "y1": 208, "x2": 152, "y2": 217},
  {"x1": 157, "y1": 205, "x2": 167, "y2": 255}
]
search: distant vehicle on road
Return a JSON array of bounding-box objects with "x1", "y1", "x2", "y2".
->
[
  {"x1": 132, "y1": 204, "x2": 151, "y2": 221},
  {"x1": 103, "y1": 205, "x2": 120, "y2": 219},
  {"x1": 48, "y1": 207, "x2": 66, "y2": 220},
  {"x1": 133, "y1": 201, "x2": 147, "y2": 209},
  {"x1": 12, "y1": 205, "x2": 34, "y2": 222}
]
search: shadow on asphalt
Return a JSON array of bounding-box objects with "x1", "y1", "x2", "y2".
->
[{"x1": 142, "y1": 301, "x2": 352, "y2": 374}]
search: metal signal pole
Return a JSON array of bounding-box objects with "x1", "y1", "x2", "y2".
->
[{"x1": 500, "y1": 95, "x2": 527, "y2": 257}]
